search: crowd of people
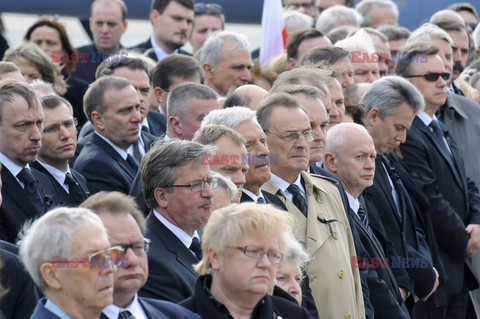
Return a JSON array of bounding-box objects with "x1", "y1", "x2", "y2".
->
[{"x1": 0, "y1": 0, "x2": 480, "y2": 318}]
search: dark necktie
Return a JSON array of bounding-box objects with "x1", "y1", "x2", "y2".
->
[
  {"x1": 287, "y1": 184, "x2": 308, "y2": 217},
  {"x1": 65, "y1": 173, "x2": 87, "y2": 205},
  {"x1": 142, "y1": 125, "x2": 149, "y2": 133},
  {"x1": 17, "y1": 168, "x2": 45, "y2": 214},
  {"x1": 429, "y1": 120, "x2": 450, "y2": 156},
  {"x1": 257, "y1": 197, "x2": 265, "y2": 204},
  {"x1": 132, "y1": 141, "x2": 142, "y2": 163},
  {"x1": 118, "y1": 310, "x2": 132, "y2": 319},
  {"x1": 190, "y1": 237, "x2": 202, "y2": 260},
  {"x1": 126, "y1": 154, "x2": 138, "y2": 171},
  {"x1": 357, "y1": 204, "x2": 372, "y2": 234}
]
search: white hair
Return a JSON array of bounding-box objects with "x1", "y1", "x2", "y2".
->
[
  {"x1": 316, "y1": 5, "x2": 362, "y2": 33},
  {"x1": 212, "y1": 171, "x2": 238, "y2": 201},
  {"x1": 283, "y1": 10, "x2": 314, "y2": 34},
  {"x1": 356, "y1": 0, "x2": 399, "y2": 27},
  {"x1": 201, "y1": 106, "x2": 258, "y2": 128},
  {"x1": 473, "y1": 24, "x2": 480, "y2": 50},
  {"x1": 406, "y1": 23, "x2": 453, "y2": 46},
  {"x1": 336, "y1": 28, "x2": 376, "y2": 55}
]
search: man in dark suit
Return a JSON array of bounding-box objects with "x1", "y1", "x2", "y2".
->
[
  {"x1": 0, "y1": 80, "x2": 47, "y2": 243},
  {"x1": 397, "y1": 42, "x2": 480, "y2": 318},
  {"x1": 361, "y1": 76, "x2": 440, "y2": 312},
  {"x1": 138, "y1": 140, "x2": 214, "y2": 302},
  {"x1": 324, "y1": 123, "x2": 411, "y2": 319},
  {"x1": 74, "y1": 76, "x2": 141, "y2": 194},
  {"x1": 31, "y1": 95, "x2": 89, "y2": 207},
  {"x1": 18, "y1": 207, "x2": 119, "y2": 319},
  {"x1": 130, "y1": 0, "x2": 193, "y2": 61},
  {"x1": 81, "y1": 191, "x2": 201, "y2": 319},
  {"x1": 73, "y1": 0, "x2": 128, "y2": 84}
]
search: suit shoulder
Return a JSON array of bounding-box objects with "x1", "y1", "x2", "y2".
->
[
  {"x1": 270, "y1": 295, "x2": 311, "y2": 318},
  {"x1": 140, "y1": 297, "x2": 201, "y2": 318},
  {"x1": 309, "y1": 173, "x2": 338, "y2": 185}
]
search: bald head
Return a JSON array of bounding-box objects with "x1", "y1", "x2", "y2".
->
[
  {"x1": 431, "y1": 10, "x2": 465, "y2": 25},
  {"x1": 223, "y1": 84, "x2": 269, "y2": 110}
]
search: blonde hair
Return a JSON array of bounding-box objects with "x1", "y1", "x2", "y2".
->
[{"x1": 194, "y1": 202, "x2": 294, "y2": 275}]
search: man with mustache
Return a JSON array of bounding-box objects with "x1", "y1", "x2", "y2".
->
[
  {"x1": 132, "y1": 0, "x2": 194, "y2": 61},
  {"x1": 74, "y1": 76, "x2": 142, "y2": 195},
  {"x1": 0, "y1": 80, "x2": 49, "y2": 243},
  {"x1": 31, "y1": 95, "x2": 90, "y2": 207},
  {"x1": 138, "y1": 140, "x2": 215, "y2": 303},
  {"x1": 81, "y1": 191, "x2": 201, "y2": 319},
  {"x1": 257, "y1": 93, "x2": 365, "y2": 319}
]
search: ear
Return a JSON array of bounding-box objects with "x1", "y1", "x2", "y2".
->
[
  {"x1": 122, "y1": 20, "x2": 128, "y2": 33},
  {"x1": 208, "y1": 248, "x2": 221, "y2": 271},
  {"x1": 89, "y1": 17, "x2": 94, "y2": 32},
  {"x1": 150, "y1": 9, "x2": 159, "y2": 25},
  {"x1": 169, "y1": 116, "x2": 182, "y2": 136},
  {"x1": 154, "y1": 187, "x2": 169, "y2": 209},
  {"x1": 40, "y1": 263, "x2": 62, "y2": 291},
  {"x1": 323, "y1": 152, "x2": 338, "y2": 174},
  {"x1": 91, "y1": 111, "x2": 105, "y2": 132},
  {"x1": 365, "y1": 108, "x2": 379, "y2": 128},
  {"x1": 288, "y1": 58, "x2": 297, "y2": 70},
  {"x1": 202, "y1": 63, "x2": 214, "y2": 80}
]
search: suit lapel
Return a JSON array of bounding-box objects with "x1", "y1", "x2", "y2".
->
[
  {"x1": 1, "y1": 167, "x2": 39, "y2": 219},
  {"x1": 91, "y1": 134, "x2": 136, "y2": 178},
  {"x1": 374, "y1": 157, "x2": 402, "y2": 225}
]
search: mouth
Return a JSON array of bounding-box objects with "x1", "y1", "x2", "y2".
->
[
  {"x1": 27, "y1": 146, "x2": 41, "y2": 153},
  {"x1": 59, "y1": 143, "x2": 74, "y2": 150}
]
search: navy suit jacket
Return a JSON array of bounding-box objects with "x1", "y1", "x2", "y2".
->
[
  {"x1": 240, "y1": 189, "x2": 287, "y2": 210},
  {"x1": 29, "y1": 298, "x2": 64, "y2": 319},
  {"x1": 99, "y1": 296, "x2": 201, "y2": 319},
  {"x1": 0, "y1": 166, "x2": 52, "y2": 243},
  {"x1": 130, "y1": 38, "x2": 191, "y2": 61},
  {"x1": 0, "y1": 248, "x2": 38, "y2": 319},
  {"x1": 139, "y1": 212, "x2": 199, "y2": 303},
  {"x1": 400, "y1": 116, "x2": 480, "y2": 294},
  {"x1": 146, "y1": 111, "x2": 167, "y2": 137},
  {"x1": 73, "y1": 133, "x2": 138, "y2": 194},
  {"x1": 30, "y1": 161, "x2": 90, "y2": 207}
]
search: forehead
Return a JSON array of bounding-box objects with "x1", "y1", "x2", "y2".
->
[
  {"x1": 296, "y1": 95, "x2": 326, "y2": 118},
  {"x1": 99, "y1": 212, "x2": 142, "y2": 242},
  {"x1": 193, "y1": 14, "x2": 223, "y2": 28},
  {"x1": 92, "y1": 1, "x2": 123, "y2": 20},
  {"x1": 175, "y1": 161, "x2": 210, "y2": 181},
  {"x1": 113, "y1": 67, "x2": 149, "y2": 85},
  {"x1": 235, "y1": 118, "x2": 263, "y2": 138},
  {"x1": 220, "y1": 41, "x2": 251, "y2": 60},
  {"x1": 354, "y1": 62, "x2": 378, "y2": 72},
  {"x1": 448, "y1": 30, "x2": 469, "y2": 46},
  {"x1": 410, "y1": 54, "x2": 445, "y2": 73},
  {"x1": 31, "y1": 26, "x2": 60, "y2": 38},
  {"x1": 334, "y1": 57, "x2": 353, "y2": 70},
  {"x1": 270, "y1": 106, "x2": 310, "y2": 128},
  {"x1": 104, "y1": 85, "x2": 138, "y2": 107},
  {"x1": 214, "y1": 136, "x2": 247, "y2": 157},
  {"x1": 345, "y1": 131, "x2": 375, "y2": 153},
  {"x1": 328, "y1": 79, "x2": 343, "y2": 95},
  {"x1": 71, "y1": 221, "x2": 109, "y2": 255},
  {"x1": 162, "y1": 1, "x2": 194, "y2": 16},
  {"x1": 431, "y1": 38, "x2": 453, "y2": 55},
  {"x1": 43, "y1": 102, "x2": 72, "y2": 120},
  {"x1": 188, "y1": 97, "x2": 219, "y2": 113}
]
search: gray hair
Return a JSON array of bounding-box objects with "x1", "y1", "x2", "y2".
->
[
  {"x1": 271, "y1": 84, "x2": 326, "y2": 100},
  {"x1": 406, "y1": 23, "x2": 453, "y2": 47},
  {"x1": 281, "y1": 236, "x2": 310, "y2": 270},
  {"x1": 256, "y1": 93, "x2": 305, "y2": 132},
  {"x1": 474, "y1": 24, "x2": 480, "y2": 50},
  {"x1": 360, "y1": 75, "x2": 425, "y2": 118},
  {"x1": 326, "y1": 122, "x2": 370, "y2": 154},
  {"x1": 202, "y1": 106, "x2": 257, "y2": 128},
  {"x1": 394, "y1": 42, "x2": 440, "y2": 78},
  {"x1": 199, "y1": 31, "x2": 250, "y2": 67},
  {"x1": 211, "y1": 171, "x2": 237, "y2": 202},
  {"x1": 356, "y1": 0, "x2": 399, "y2": 27},
  {"x1": 377, "y1": 25, "x2": 411, "y2": 41},
  {"x1": 141, "y1": 139, "x2": 215, "y2": 209},
  {"x1": 193, "y1": 124, "x2": 246, "y2": 146},
  {"x1": 270, "y1": 66, "x2": 331, "y2": 95},
  {"x1": 18, "y1": 207, "x2": 106, "y2": 292},
  {"x1": 166, "y1": 82, "x2": 217, "y2": 119},
  {"x1": 316, "y1": 5, "x2": 362, "y2": 33},
  {"x1": 283, "y1": 10, "x2": 314, "y2": 34}
]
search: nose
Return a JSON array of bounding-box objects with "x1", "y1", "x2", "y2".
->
[
  {"x1": 132, "y1": 108, "x2": 142, "y2": 123},
  {"x1": 437, "y1": 76, "x2": 448, "y2": 88},
  {"x1": 31, "y1": 124, "x2": 42, "y2": 142},
  {"x1": 241, "y1": 69, "x2": 251, "y2": 83},
  {"x1": 40, "y1": 42, "x2": 49, "y2": 52},
  {"x1": 367, "y1": 72, "x2": 376, "y2": 83},
  {"x1": 396, "y1": 131, "x2": 407, "y2": 144},
  {"x1": 329, "y1": 104, "x2": 339, "y2": 122},
  {"x1": 256, "y1": 142, "x2": 270, "y2": 157},
  {"x1": 365, "y1": 156, "x2": 375, "y2": 169},
  {"x1": 202, "y1": 180, "x2": 215, "y2": 198},
  {"x1": 59, "y1": 124, "x2": 72, "y2": 138},
  {"x1": 233, "y1": 171, "x2": 246, "y2": 189},
  {"x1": 122, "y1": 247, "x2": 140, "y2": 268},
  {"x1": 344, "y1": 75, "x2": 354, "y2": 88},
  {"x1": 101, "y1": 22, "x2": 109, "y2": 33},
  {"x1": 288, "y1": 281, "x2": 301, "y2": 297}
]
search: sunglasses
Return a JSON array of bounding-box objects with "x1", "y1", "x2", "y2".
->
[
  {"x1": 194, "y1": 3, "x2": 224, "y2": 15},
  {"x1": 406, "y1": 72, "x2": 450, "y2": 82}
]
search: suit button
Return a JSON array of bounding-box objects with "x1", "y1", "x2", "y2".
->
[
  {"x1": 338, "y1": 270, "x2": 345, "y2": 278},
  {"x1": 332, "y1": 231, "x2": 338, "y2": 239},
  {"x1": 344, "y1": 314, "x2": 351, "y2": 319}
]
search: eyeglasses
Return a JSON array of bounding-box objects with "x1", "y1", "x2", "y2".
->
[
  {"x1": 265, "y1": 129, "x2": 315, "y2": 143},
  {"x1": 43, "y1": 118, "x2": 78, "y2": 134},
  {"x1": 168, "y1": 177, "x2": 218, "y2": 192},
  {"x1": 194, "y1": 3, "x2": 224, "y2": 15},
  {"x1": 228, "y1": 246, "x2": 284, "y2": 264},
  {"x1": 405, "y1": 72, "x2": 450, "y2": 82},
  {"x1": 466, "y1": 22, "x2": 477, "y2": 30},
  {"x1": 116, "y1": 238, "x2": 151, "y2": 257},
  {"x1": 87, "y1": 246, "x2": 124, "y2": 268}
]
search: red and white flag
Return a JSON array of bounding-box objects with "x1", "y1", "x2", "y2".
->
[{"x1": 259, "y1": 0, "x2": 286, "y2": 65}]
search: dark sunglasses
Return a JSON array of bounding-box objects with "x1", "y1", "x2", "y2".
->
[
  {"x1": 194, "y1": 3, "x2": 224, "y2": 15},
  {"x1": 406, "y1": 72, "x2": 450, "y2": 82}
]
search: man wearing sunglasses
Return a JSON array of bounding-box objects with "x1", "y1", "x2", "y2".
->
[
  {"x1": 397, "y1": 42, "x2": 480, "y2": 319},
  {"x1": 19, "y1": 207, "x2": 121, "y2": 319},
  {"x1": 81, "y1": 191, "x2": 201, "y2": 319},
  {"x1": 139, "y1": 140, "x2": 215, "y2": 303}
]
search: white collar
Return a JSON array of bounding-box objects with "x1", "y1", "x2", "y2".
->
[
  {"x1": 102, "y1": 294, "x2": 147, "y2": 319},
  {"x1": 37, "y1": 160, "x2": 71, "y2": 191},
  {"x1": 0, "y1": 152, "x2": 31, "y2": 185},
  {"x1": 150, "y1": 35, "x2": 179, "y2": 61},
  {"x1": 345, "y1": 191, "x2": 360, "y2": 214},
  {"x1": 242, "y1": 188, "x2": 265, "y2": 202},
  {"x1": 270, "y1": 173, "x2": 305, "y2": 202},
  {"x1": 94, "y1": 132, "x2": 129, "y2": 160},
  {"x1": 153, "y1": 209, "x2": 200, "y2": 249}
]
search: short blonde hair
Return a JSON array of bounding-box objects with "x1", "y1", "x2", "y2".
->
[{"x1": 194, "y1": 202, "x2": 294, "y2": 275}]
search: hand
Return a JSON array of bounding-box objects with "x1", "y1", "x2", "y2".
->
[
  {"x1": 465, "y1": 224, "x2": 480, "y2": 258},
  {"x1": 418, "y1": 267, "x2": 439, "y2": 302},
  {"x1": 399, "y1": 287, "x2": 409, "y2": 301}
]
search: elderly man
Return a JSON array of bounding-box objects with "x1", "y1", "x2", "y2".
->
[
  {"x1": 18, "y1": 207, "x2": 121, "y2": 319},
  {"x1": 31, "y1": 95, "x2": 90, "y2": 207},
  {"x1": 257, "y1": 93, "x2": 364, "y2": 319},
  {"x1": 132, "y1": 0, "x2": 193, "y2": 61},
  {"x1": 73, "y1": 76, "x2": 141, "y2": 194},
  {"x1": 81, "y1": 191, "x2": 201, "y2": 319},
  {"x1": 324, "y1": 123, "x2": 410, "y2": 319},
  {"x1": 165, "y1": 82, "x2": 219, "y2": 140},
  {"x1": 200, "y1": 31, "x2": 252, "y2": 97},
  {"x1": 192, "y1": 124, "x2": 249, "y2": 199},
  {"x1": 139, "y1": 140, "x2": 215, "y2": 302},
  {"x1": 74, "y1": 0, "x2": 128, "y2": 84},
  {"x1": 397, "y1": 42, "x2": 480, "y2": 319},
  {"x1": 0, "y1": 80, "x2": 48, "y2": 243},
  {"x1": 0, "y1": 62, "x2": 25, "y2": 81},
  {"x1": 356, "y1": 0, "x2": 399, "y2": 28}
]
